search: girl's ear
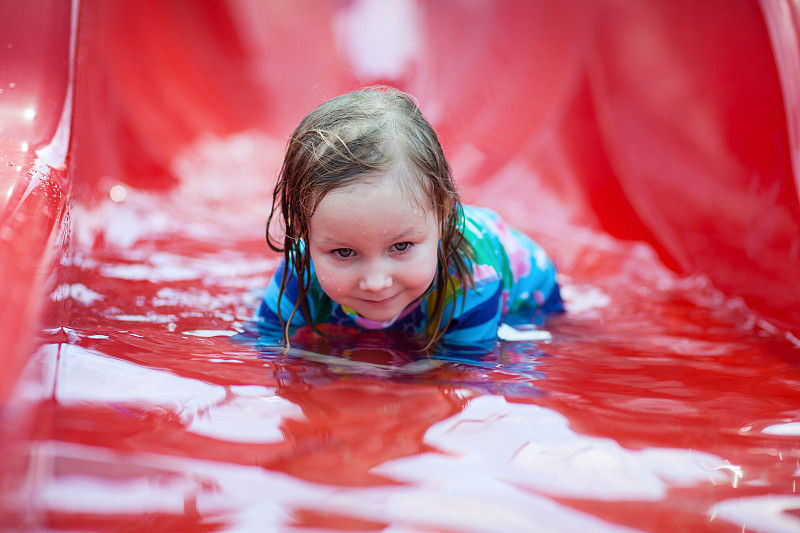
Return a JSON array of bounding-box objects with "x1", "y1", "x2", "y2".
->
[
  {"x1": 443, "y1": 197, "x2": 457, "y2": 224},
  {"x1": 438, "y1": 193, "x2": 453, "y2": 217},
  {"x1": 436, "y1": 204, "x2": 452, "y2": 240}
]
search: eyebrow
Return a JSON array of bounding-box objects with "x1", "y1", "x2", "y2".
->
[{"x1": 387, "y1": 227, "x2": 426, "y2": 242}]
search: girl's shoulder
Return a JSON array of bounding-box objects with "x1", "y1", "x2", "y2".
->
[
  {"x1": 461, "y1": 205, "x2": 515, "y2": 243},
  {"x1": 460, "y1": 204, "x2": 520, "y2": 260},
  {"x1": 456, "y1": 205, "x2": 508, "y2": 287},
  {"x1": 461, "y1": 204, "x2": 500, "y2": 226},
  {"x1": 458, "y1": 204, "x2": 550, "y2": 289}
]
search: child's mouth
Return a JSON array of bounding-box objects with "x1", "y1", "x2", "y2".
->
[{"x1": 360, "y1": 294, "x2": 396, "y2": 306}]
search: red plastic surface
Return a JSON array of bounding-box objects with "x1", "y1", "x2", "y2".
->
[
  {"x1": 66, "y1": 0, "x2": 800, "y2": 334},
  {"x1": 1, "y1": 0, "x2": 800, "y2": 531},
  {"x1": 0, "y1": 0, "x2": 72, "y2": 401}
]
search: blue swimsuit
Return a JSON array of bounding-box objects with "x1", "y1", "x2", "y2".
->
[{"x1": 256, "y1": 206, "x2": 563, "y2": 348}]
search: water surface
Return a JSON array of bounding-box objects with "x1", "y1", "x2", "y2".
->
[{"x1": 4, "y1": 134, "x2": 800, "y2": 533}]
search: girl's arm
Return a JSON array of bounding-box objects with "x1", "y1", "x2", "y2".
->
[
  {"x1": 438, "y1": 280, "x2": 505, "y2": 348},
  {"x1": 255, "y1": 256, "x2": 335, "y2": 338},
  {"x1": 255, "y1": 258, "x2": 309, "y2": 333}
]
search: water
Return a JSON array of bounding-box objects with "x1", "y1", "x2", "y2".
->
[{"x1": 3, "y1": 134, "x2": 799, "y2": 533}]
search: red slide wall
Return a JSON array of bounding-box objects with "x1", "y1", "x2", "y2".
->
[{"x1": 1, "y1": 0, "x2": 798, "y2": 394}]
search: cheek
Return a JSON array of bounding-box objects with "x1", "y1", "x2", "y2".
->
[
  {"x1": 405, "y1": 247, "x2": 439, "y2": 287},
  {"x1": 312, "y1": 258, "x2": 353, "y2": 297}
]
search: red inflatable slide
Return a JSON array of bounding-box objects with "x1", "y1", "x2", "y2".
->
[{"x1": 1, "y1": 1, "x2": 799, "y2": 531}]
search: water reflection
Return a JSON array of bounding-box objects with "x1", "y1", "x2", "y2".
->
[{"x1": 236, "y1": 321, "x2": 549, "y2": 399}]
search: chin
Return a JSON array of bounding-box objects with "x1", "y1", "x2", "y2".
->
[
  {"x1": 351, "y1": 301, "x2": 408, "y2": 323},
  {"x1": 356, "y1": 308, "x2": 402, "y2": 323}
]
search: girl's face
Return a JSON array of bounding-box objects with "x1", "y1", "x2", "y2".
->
[{"x1": 308, "y1": 172, "x2": 440, "y2": 323}]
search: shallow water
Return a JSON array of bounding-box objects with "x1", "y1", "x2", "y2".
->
[{"x1": 3, "y1": 134, "x2": 800, "y2": 533}]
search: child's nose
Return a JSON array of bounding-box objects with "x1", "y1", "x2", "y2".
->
[{"x1": 359, "y1": 268, "x2": 393, "y2": 291}]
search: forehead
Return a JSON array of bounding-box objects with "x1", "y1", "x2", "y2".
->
[
  {"x1": 314, "y1": 169, "x2": 432, "y2": 218},
  {"x1": 309, "y1": 172, "x2": 438, "y2": 239}
]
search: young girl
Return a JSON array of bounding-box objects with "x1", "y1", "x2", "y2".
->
[{"x1": 257, "y1": 86, "x2": 563, "y2": 351}]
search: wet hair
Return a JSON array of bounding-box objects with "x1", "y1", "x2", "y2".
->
[{"x1": 266, "y1": 86, "x2": 474, "y2": 350}]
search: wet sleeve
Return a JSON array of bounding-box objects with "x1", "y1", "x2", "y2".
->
[
  {"x1": 255, "y1": 258, "x2": 309, "y2": 330},
  {"x1": 509, "y1": 232, "x2": 563, "y2": 313},
  {"x1": 440, "y1": 280, "x2": 504, "y2": 347}
]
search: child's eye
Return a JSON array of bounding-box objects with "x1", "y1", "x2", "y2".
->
[
  {"x1": 392, "y1": 242, "x2": 412, "y2": 252},
  {"x1": 332, "y1": 248, "x2": 354, "y2": 258}
]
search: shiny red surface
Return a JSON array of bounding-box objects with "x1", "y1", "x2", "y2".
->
[
  {"x1": 2, "y1": 0, "x2": 800, "y2": 531},
  {"x1": 0, "y1": 0, "x2": 72, "y2": 405}
]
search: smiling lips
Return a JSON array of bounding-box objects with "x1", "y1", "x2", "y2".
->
[{"x1": 360, "y1": 294, "x2": 396, "y2": 305}]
